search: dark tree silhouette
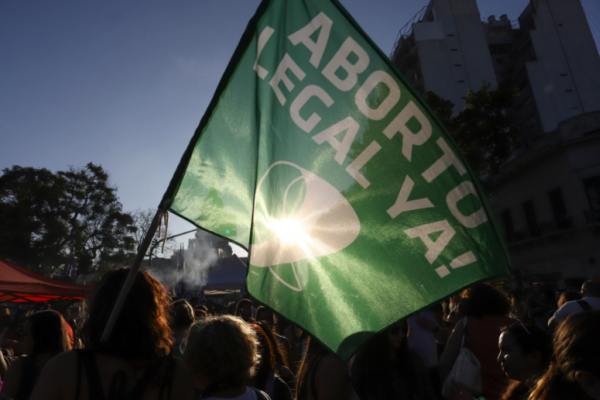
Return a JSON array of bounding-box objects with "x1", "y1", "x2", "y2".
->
[
  {"x1": 424, "y1": 79, "x2": 519, "y2": 187},
  {"x1": 0, "y1": 163, "x2": 136, "y2": 276}
]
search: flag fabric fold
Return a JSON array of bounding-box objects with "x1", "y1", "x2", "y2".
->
[{"x1": 163, "y1": 0, "x2": 510, "y2": 360}]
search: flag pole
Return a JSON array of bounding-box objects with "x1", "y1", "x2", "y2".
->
[{"x1": 100, "y1": 205, "x2": 165, "y2": 342}]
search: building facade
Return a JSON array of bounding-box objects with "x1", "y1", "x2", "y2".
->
[
  {"x1": 489, "y1": 112, "x2": 600, "y2": 290},
  {"x1": 392, "y1": 0, "x2": 600, "y2": 289}
]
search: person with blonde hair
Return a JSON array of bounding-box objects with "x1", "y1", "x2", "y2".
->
[{"x1": 184, "y1": 315, "x2": 271, "y2": 400}]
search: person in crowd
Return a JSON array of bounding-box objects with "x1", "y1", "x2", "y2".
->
[
  {"x1": 296, "y1": 336, "x2": 357, "y2": 400},
  {"x1": 0, "y1": 312, "x2": 12, "y2": 379},
  {"x1": 449, "y1": 323, "x2": 552, "y2": 400},
  {"x1": 284, "y1": 324, "x2": 307, "y2": 374},
  {"x1": 439, "y1": 283, "x2": 516, "y2": 400},
  {"x1": 29, "y1": 268, "x2": 195, "y2": 400},
  {"x1": 508, "y1": 290, "x2": 526, "y2": 321},
  {"x1": 447, "y1": 294, "x2": 463, "y2": 323},
  {"x1": 408, "y1": 304, "x2": 445, "y2": 397},
  {"x1": 235, "y1": 299, "x2": 254, "y2": 323},
  {"x1": 255, "y1": 322, "x2": 294, "y2": 389},
  {"x1": 351, "y1": 320, "x2": 437, "y2": 400},
  {"x1": 1, "y1": 309, "x2": 29, "y2": 356},
  {"x1": 256, "y1": 307, "x2": 292, "y2": 364},
  {"x1": 556, "y1": 290, "x2": 582, "y2": 309},
  {"x1": 170, "y1": 299, "x2": 195, "y2": 358},
  {"x1": 548, "y1": 281, "x2": 600, "y2": 329},
  {"x1": 194, "y1": 307, "x2": 208, "y2": 320},
  {"x1": 184, "y1": 315, "x2": 270, "y2": 400},
  {"x1": 529, "y1": 310, "x2": 600, "y2": 400},
  {"x1": 1, "y1": 310, "x2": 72, "y2": 400},
  {"x1": 246, "y1": 324, "x2": 292, "y2": 400}
]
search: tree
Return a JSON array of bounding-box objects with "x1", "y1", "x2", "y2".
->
[
  {"x1": 130, "y1": 208, "x2": 177, "y2": 259},
  {"x1": 424, "y1": 80, "x2": 519, "y2": 187},
  {"x1": 0, "y1": 163, "x2": 137, "y2": 276}
]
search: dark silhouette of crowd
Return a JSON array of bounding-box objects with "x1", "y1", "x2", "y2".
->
[{"x1": 0, "y1": 269, "x2": 599, "y2": 400}]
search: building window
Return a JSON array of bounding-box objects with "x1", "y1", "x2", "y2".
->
[
  {"x1": 548, "y1": 189, "x2": 571, "y2": 229},
  {"x1": 501, "y1": 209, "x2": 515, "y2": 242},
  {"x1": 523, "y1": 200, "x2": 540, "y2": 236}
]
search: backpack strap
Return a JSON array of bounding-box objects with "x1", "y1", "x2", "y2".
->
[
  {"x1": 157, "y1": 355, "x2": 175, "y2": 400},
  {"x1": 127, "y1": 362, "x2": 158, "y2": 400},
  {"x1": 577, "y1": 299, "x2": 592, "y2": 311},
  {"x1": 79, "y1": 350, "x2": 106, "y2": 400},
  {"x1": 461, "y1": 317, "x2": 470, "y2": 349}
]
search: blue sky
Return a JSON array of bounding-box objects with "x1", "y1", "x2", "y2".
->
[{"x1": 2, "y1": 0, "x2": 599, "y2": 256}]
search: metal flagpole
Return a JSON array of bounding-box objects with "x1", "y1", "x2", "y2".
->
[{"x1": 100, "y1": 206, "x2": 164, "y2": 342}]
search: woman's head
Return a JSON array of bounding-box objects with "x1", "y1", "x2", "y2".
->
[
  {"x1": 255, "y1": 306, "x2": 275, "y2": 330},
  {"x1": 497, "y1": 323, "x2": 552, "y2": 382},
  {"x1": 80, "y1": 268, "x2": 172, "y2": 362},
  {"x1": 557, "y1": 291, "x2": 582, "y2": 308},
  {"x1": 23, "y1": 310, "x2": 71, "y2": 356},
  {"x1": 461, "y1": 283, "x2": 511, "y2": 318},
  {"x1": 530, "y1": 311, "x2": 600, "y2": 400},
  {"x1": 235, "y1": 299, "x2": 253, "y2": 322},
  {"x1": 387, "y1": 320, "x2": 409, "y2": 351},
  {"x1": 184, "y1": 315, "x2": 260, "y2": 389}
]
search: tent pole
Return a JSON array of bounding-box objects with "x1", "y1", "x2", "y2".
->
[{"x1": 100, "y1": 207, "x2": 163, "y2": 342}]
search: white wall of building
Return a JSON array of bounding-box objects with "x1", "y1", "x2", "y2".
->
[
  {"x1": 412, "y1": 0, "x2": 497, "y2": 113},
  {"x1": 527, "y1": 0, "x2": 600, "y2": 133}
]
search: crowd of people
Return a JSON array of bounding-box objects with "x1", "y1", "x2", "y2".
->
[{"x1": 0, "y1": 268, "x2": 598, "y2": 400}]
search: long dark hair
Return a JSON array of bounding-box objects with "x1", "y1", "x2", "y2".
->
[
  {"x1": 27, "y1": 310, "x2": 71, "y2": 356},
  {"x1": 80, "y1": 268, "x2": 173, "y2": 363},
  {"x1": 500, "y1": 323, "x2": 552, "y2": 400},
  {"x1": 529, "y1": 311, "x2": 600, "y2": 400},
  {"x1": 350, "y1": 322, "x2": 419, "y2": 400},
  {"x1": 295, "y1": 337, "x2": 329, "y2": 400},
  {"x1": 250, "y1": 323, "x2": 276, "y2": 390},
  {"x1": 256, "y1": 321, "x2": 290, "y2": 369}
]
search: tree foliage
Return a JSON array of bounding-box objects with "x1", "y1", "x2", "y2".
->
[
  {"x1": 0, "y1": 163, "x2": 136, "y2": 276},
  {"x1": 424, "y1": 80, "x2": 519, "y2": 186}
]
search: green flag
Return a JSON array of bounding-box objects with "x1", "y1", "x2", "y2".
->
[{"x1": 163, "y1": 0, "x2": 510, "y2": 360}]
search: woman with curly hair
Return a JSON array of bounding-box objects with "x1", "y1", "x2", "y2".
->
[
  {"x1": 29, "y1": 268, "x2": 194, "y2": 400},
  {"x1": 529, "y1": 310, "x2": 600, "y2": 400},
  {"x1": 350, "y1": 320, "x2": 437, "y2": 400},
  {"x1": 1, "y1": 310, "x2": 71, "y2": 400},
  {"x1": 184, "y1": 315, "x2": 270, "y2": 400},
  {"x1": 439, "y1": 283, "x2": 515, "y2": 400}
]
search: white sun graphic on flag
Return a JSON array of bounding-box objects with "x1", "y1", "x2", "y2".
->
[{"x1": 251, "y1": 161, "x2": 360, "y2": 291}]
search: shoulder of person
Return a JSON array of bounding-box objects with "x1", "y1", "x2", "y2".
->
[
  {"x1": 554, "y1": 300, "x2": 582, "y2": 320},
  {"x1": 49, "y1": 349, "x2": 79, "y2": 365}
]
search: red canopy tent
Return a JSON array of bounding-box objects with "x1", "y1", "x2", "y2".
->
[{"x1": 0, "y1": 258, "x2": 93, "y2": 303}]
